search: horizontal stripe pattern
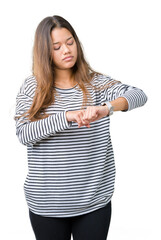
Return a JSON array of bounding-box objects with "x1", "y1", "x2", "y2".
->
[{"x1": 15, "y1": 74, "x2": 147, "y2": 217}]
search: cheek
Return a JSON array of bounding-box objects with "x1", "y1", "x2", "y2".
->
[
  {"x1": 74, "y1": 46, "x2": 78, "y2": 59},
  {"x1": 52, "y1": 52, "x2": 60, "y2": 65}
]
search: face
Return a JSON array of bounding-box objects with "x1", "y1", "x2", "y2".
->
[{"x1": 51, "y1": 27, "x2": 78, "y2": 70}]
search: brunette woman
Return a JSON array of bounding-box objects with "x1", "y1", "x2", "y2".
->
[{"x1": 15, "y1": 15, "x2": 147, "y2": 240}]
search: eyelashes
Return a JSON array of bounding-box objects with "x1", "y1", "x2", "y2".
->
[
  {"x1": 54, "y1": 47, "x2": 60, "y2": 50},
  {"x1": 67, "y1": 42, "x2": 74, "y2": 46},
  {"x1": 54, "y1": 41, "x2": 74, "y2": 51}
]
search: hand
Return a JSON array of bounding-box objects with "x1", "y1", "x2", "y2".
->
[
  {"x1": 66, "y1": 105, "x2": 109, "y2": 128},
  {"x1": 82, "y1": 105, "x2": 109, "y2": 126},
  {"x1": 66, "y1": 110, "x2": 90, "y2": 128}
]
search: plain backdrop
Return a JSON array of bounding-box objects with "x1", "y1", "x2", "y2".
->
[{"x1": 0, "y1": 0, "x2": 160, "y2": 239}]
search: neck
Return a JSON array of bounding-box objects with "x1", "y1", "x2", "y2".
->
[{"x1": 54, "y1": 68, "x2": 77, "y2": 88}]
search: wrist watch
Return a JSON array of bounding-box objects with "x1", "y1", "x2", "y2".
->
[{"x1": 101, "y1": 101, "x2": 114, "y2": 116}]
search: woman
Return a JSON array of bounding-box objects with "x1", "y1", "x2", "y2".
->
[{"x1": 15, "y1": 15, "x2": 147, "y2": 240}]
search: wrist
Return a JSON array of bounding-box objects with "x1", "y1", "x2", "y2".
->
[
  {"x1": 101, "y1": 105, "x2": 109, "y2": 117},
  {"x1": 101, "y1": 101, "x2": 114, "y2": 116},
  {"x1": 65, "y1": 111, "x2": 70, "y2": 122}
]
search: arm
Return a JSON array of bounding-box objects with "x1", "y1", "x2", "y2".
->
[
  {"x1": 15, "y1": 110, "x2": 71, "y2": 146},
  {"x1": 108, "y1": 97, "x2": 128, "y2": 111},
  {"x1": 15, "y1": 79, "x2": 71, "y2": 146},
  {"x1": 66, "y1": 77, "x2": 148, "y2": 127},
  {"x1": 103, "y1": 80, "x2": 148, "y2": 111}
]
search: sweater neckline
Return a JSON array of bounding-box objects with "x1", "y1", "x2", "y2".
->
[{"x1": 54, "y1": 83, "x2": 79, "y2": 93}]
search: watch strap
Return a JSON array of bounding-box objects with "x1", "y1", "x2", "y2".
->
[{"x1": 101, "y1": 101, "x2": 114, "y2": 116}]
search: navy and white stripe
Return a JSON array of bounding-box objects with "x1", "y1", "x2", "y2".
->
[{"x1": 15, "y1": 74, "x2": 147, "y2": 217}]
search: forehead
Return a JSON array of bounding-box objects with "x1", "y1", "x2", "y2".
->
[{"x1": 51, "y1": 27, "x2": 73, "y2": 43}]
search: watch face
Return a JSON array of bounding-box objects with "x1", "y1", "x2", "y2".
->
[{"x1": 109, "y1": 106, "x2": 114, "y2": 115}]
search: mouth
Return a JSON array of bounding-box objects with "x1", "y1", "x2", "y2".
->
[{"x1": 63, "y1": 56, "x2": 74, "y2": 61}]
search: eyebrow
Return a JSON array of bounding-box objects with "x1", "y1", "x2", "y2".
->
[{"x1": 53, "y1": 36, "x2": 73, "y2": 45}]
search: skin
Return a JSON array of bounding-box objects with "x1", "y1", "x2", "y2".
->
[
  {"x1": 51, "y1": 27, "x2": 128, "y2": 128},
  {"x1": 51, "y1": 27, "x2": 78, "y2": 88}
]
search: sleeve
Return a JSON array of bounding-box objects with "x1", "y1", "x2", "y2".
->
[
  {"x1": 15, "y1": 77, "x2": 72, "y2": 146},
  {"x1": 100, "y1": 75, "x2": 148, "y2": 111}
]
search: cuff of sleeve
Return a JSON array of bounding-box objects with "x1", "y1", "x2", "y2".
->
[
  {"x1": 120, "y1": 89, "x2": 148, "y2": 112},
  {"x1": 45, "y1": 112, "x2": 72, "y2": 135},
  {"x1": 63, "y1": 110, "x2": 72, "y2": 127},
  {"x1": 121, "y1": 89, "x2": 148, "y2": 112},
  {"x1": 50, "y1": 111, "x2": 72, "y2": 132},
  {"x1": 120, "y1": 94, "x2": 134, "y2": 111}
]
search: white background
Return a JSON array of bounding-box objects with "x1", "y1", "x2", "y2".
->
[{"x1": 0, "y1": 0, "x2": 160, "y2": 239}]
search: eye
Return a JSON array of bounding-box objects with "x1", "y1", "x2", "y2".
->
[
  {"x1": 53, "y1": 40, "x2": 74, "y2": 50},
  {"x1": 67, "y1": 41, "x2": 74, "y2": 46},
  {"x1": 54, "y1": 46, "x2": 60, "y2": 50}
]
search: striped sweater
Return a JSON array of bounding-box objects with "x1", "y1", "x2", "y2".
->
[{"x1": 15, "y1": 74, "x2": 147, "y2": 217}]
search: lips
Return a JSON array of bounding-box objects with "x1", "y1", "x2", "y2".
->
[{"x1": 63, "y1": 56, "x2": 73, "y2": 60}]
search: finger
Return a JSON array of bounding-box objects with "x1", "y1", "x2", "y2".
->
[
  {"x1": 75, "y1": 115, "x2": 83, "y2": 128},
  {"x1": 78, "y1": 113, "x2": 90, "y2": 128},
  {"x1": 77, "y1": 111, "x2": 91, "y2": 128},
  {"x1": 89, "y1": 106, "x2": 96, "y2": 120},
  {"x1": 80, "y1": 110, "x2": 90, "y2": 125},
  {"x1": 83, "y1": 106, "x2": 91, "y2": 120},
  {"x1": 83, "y1": 106, "x2": 98, "y2": 122}
]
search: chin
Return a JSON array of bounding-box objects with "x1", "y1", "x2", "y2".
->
[
  {"x1": 63, "y1": 62, "x2": 76, "y2": 69},
  {"x1": 56, "y1": 59, "x2": 77, "y2": 70}
]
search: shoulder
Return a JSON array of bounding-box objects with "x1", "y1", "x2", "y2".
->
[
  {"x1": 91, "y1": 73, "x2": 116, "y2": 87},
  {"x1": 19, "y1": 75, "x2": 37, "y2": 98}
]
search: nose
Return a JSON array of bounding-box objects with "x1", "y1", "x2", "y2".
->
[{"x1": 62, "y1": 44, "x2": 70, "y2": 54}]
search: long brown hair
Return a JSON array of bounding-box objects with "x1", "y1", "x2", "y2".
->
[{"x1": 21, "y1": 15, "x2": 116, "y2": 121}]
